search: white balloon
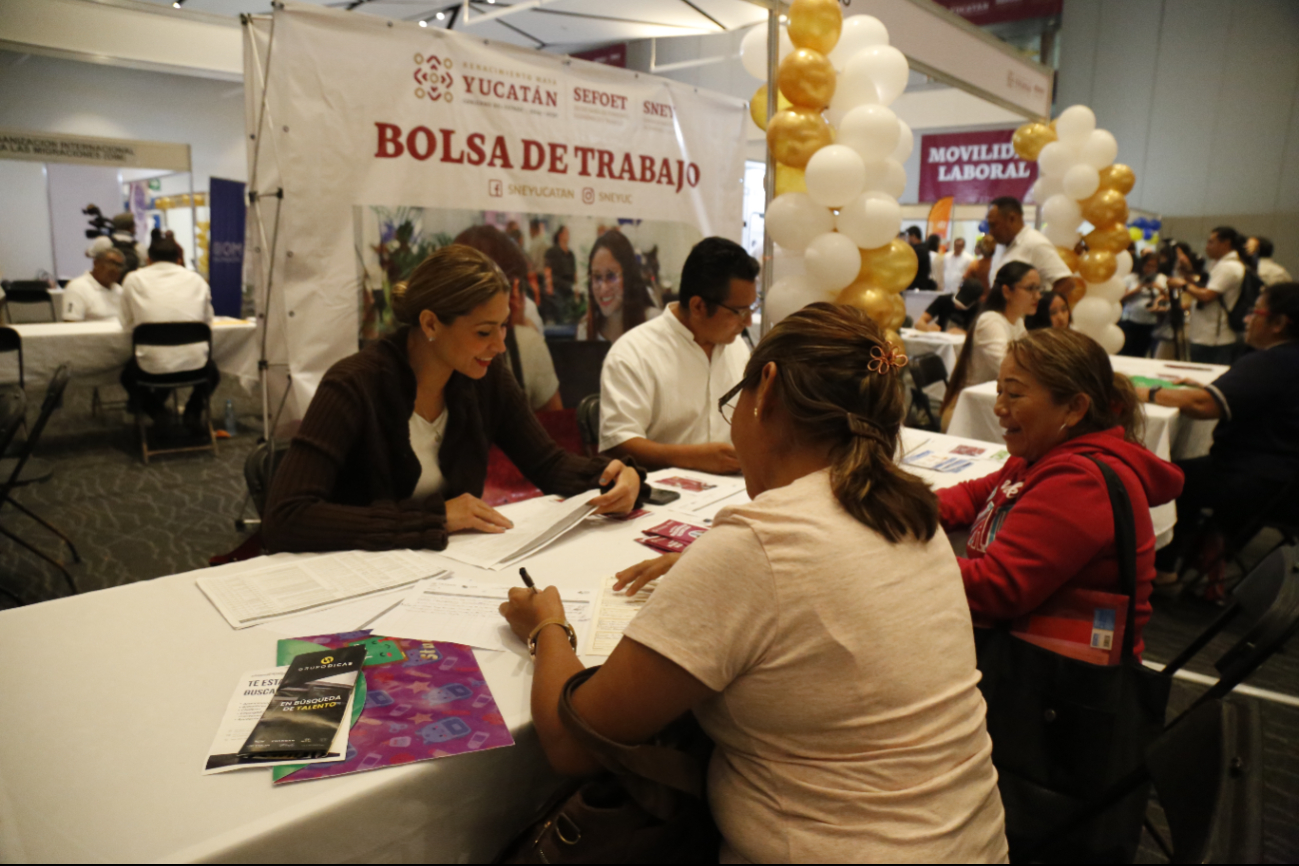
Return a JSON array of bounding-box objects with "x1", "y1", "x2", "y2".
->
[
  {"x1": 1062, "y1": 163, "x2": 1100, "y2": 200},
  {"x1": 1086, "y1": 276, "x2": 1125, "y2": 304},
  {"x1": 1080, "y1": 129, "x2": 1119, "y2": 169},
  {"x1": 804, "y1": 145, "x2": 867, "y2": 208},
  {"x1": 1055, "y1": 104, "x2": 1097, "y2": 146},
  {"x1": 764, "y1": 273, "x2": 834, "y2": 325},
  {"x1": 836, "y1": 192, "x2": 902, "y2": 249},
  {"x1": 838, "y1": 104, "x2": 900, "y2": 163},
  {"x1": 851, "y1": 45, "x2": 909, "y2": 106},
  {"x1": 765, "y1": 192, "x2": 835, "y2": 252},
  {"x1": 1042, "y1": 194, "x2": 1083, "y2": 231},
  {"x1": 1114, "y1": 250, "x2": 1133, "y2": 279},
  {"x1": 825, "y1": 60, "x2": 878, "y2": 126},
  {"x1": 771, "y1": 243, "x2": 806, "y2": 277},
  {"x1": 1042, "y1": 222, "x2": 1081, "y2": 249},
  {"x1": 829, "y1": 15, "x2": 889, "y2": 70},
  {"x1": 804, "y1": 232, "x2": 863, "y2": 292},
  {"x1": 1108, "y1": 300, "x2": 1123, "y2": 324},
  {"x1": 1072, "y1": 296, "x2": 1112, "y2": 332},
  {"x1": 740, "y1": 24, "x2": 793, "y2": 80},
  {"x1": 892, "y1": 120, "x2": 914, "y2": 162},
  {"x1": 1037, "y1": 141, "x2": 1081, "y2": 177},
  {"x1": 861, "y1": 158, "x2": 906, "y2": 198},
  {"x1": 1031, "y1": 174, "x2": 1063, "y2": 203},
  {"x1": 1097, "y1": 323, "x2": 1126, "y2": 354}
]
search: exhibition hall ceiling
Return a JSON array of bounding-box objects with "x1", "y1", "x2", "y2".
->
[{"x1": 135, "y1": 0, "x2": 770, "y2": 49}]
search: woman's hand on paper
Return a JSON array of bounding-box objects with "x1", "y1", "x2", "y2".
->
[
  {"x1": 446, "y1": 493, "x2": 513, "y2": 534},
  {"x1": 613, "y1": 553, "x2": 681, "y2": 597},
  {"x1": 587, "y1": 460, "x2": 640, "y2": 515},
  {"x1": 500, "y1": 584, "x2": 565, "y2": 641}
]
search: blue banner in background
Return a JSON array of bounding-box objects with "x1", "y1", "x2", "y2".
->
[{"x1": 208, "y1": 177, "x2": 246, "y2": 318}]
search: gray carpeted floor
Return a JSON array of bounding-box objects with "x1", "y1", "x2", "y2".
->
[{"x1": 1, "y1": 377, "x2": 1296, "y2": 862}]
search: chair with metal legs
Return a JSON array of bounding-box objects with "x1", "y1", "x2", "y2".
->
[{"x1": 0, "y1": 365, "x2": 78, "y2": 594}]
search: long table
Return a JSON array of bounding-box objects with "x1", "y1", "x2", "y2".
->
[
  {"x1": 0, "y1": 435, "x2": 1001, "y2": 863},
  {"x1": 0, "y1": 317, "x2": 260, "y2": 389}
]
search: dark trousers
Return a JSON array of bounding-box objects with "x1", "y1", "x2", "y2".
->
[
  {"x1": 120, "y1": 358, "x2": 220, "y2": 418},
  {"x1": 1118, "y1": 321, "x2": 1155, "y2": 357},
  {"x1": 1155, "y1": 456, "x2": 1292, "y2": 572}
]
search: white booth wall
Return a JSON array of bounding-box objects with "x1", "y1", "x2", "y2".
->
[{"x1": 0, "y1": 50, "x2": 246, "y2": 280}]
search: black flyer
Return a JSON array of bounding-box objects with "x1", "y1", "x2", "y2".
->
[{"x1": 238, "y1": 645, "x2": 366, "y2": 761}]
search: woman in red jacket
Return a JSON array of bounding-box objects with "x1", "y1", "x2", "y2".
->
[{"x1": 937, "y1": 328, "x2": 1184, "y2": 655}]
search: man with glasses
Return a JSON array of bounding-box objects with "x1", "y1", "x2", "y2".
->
[{"x1": 599, "y1": 237, "x2": 759, "y2": 473}]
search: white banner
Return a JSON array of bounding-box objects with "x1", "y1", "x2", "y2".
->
[{"x1": 244, "y1": 2, "x2": 748, "y2": 415}]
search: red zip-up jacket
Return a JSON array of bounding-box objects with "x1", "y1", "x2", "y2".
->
[{"x1": 937, "y1": 427, "x2": 1184, "y2": 656}]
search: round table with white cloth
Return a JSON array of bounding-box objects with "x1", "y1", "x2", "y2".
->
[
  {"x1": 898, "y1": 327, "x2": 964, "y2": 380},
  {"x1": 0, "y1": 317, "x2": 260, "y2": 389}
]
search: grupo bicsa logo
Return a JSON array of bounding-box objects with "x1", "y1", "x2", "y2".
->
[{"x1": 413, "y1": 53, "x2": 454, "y2": 103}]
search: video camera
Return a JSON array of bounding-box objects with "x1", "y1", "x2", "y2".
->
[{"x1": 83, "y1": 204, "x2": 114, "y2": 239}]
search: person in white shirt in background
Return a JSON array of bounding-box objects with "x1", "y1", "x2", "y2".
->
[
  {"x1": 927, "y1": 234, "x2": 943, "y2": 289},
  {"x1": 1173, "y1": 226, "x2": 1245, "y2": 366},
  {"x1": 943, "y1": 237, "x2": 975, "y2": 295},
  {"x1": 63, "y1": 248, "x2": 125, "y2": 322},
  {"x1": 1252, "y1": 237, "x2": 1292, "y2": 286},
  {"x1": 939, "y1": 262, "x2": 1042, "y2": 429},
  {"x1": 599, "y1": 237, "x2": 759, "y2": 473},
  {"x1": 985, "y1": 196, "x2": 1076, "y2": 298},
  {"x1": 119, "y1": 229, "x2": 217, "y2": 427}
]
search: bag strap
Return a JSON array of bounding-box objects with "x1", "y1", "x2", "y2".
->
[
  {"x1": 558, "y1": 666, "x2": 706, "y2": 800},
  {"x1": 1083, "y1": 454, "x2": 1140, "y2": 662}
]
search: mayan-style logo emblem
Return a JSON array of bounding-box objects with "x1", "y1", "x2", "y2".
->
[{"x1": 413, "y1": 53, "x2": 454, "y2": 103}]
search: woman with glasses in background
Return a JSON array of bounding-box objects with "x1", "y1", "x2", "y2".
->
[{"x1": 577, "y1": 230, "x2": 659, "y2": 343}]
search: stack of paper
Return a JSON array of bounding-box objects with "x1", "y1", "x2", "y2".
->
[
  {"x1": 196, "y1": 549, "x2": 449, "y2": 629},
  {"x1": 438, "y1": 495, "x2": 598, "y2": 570}
]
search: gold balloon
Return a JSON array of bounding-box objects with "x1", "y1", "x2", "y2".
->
[
  {"x1": 1012, "y1": 122, "x2": 1057, "y2": 161},
  {"x1": 857, "y1": 240, "x2": 918, "y2": 294},
  {"x1": 767, "y1": 107, "x2": 834, "y2": 169},
  {"x1": 1064, "y1": 279, "x2": 1087, "y2": 308},
  {"x1": 885, "y1": 293, "x2": 907, "y2": 330},
  {"x1": 778, "y1": 48, "x2": 836, "y2": 109},
  {"x1": 1056, "y1": 246, "x2": 1079, "y2": 273},
  {"x1": 1084, "y1": 222, "x2": 1131, "y2": 255},
  {"x1": 1098, "y1": 163, "x2": 1136, "y2": 195},
  {"x1": 749, "y1": 84, "x2": 792, "y2": 132},
  {"x1": 774, "y1": 162, "x2": 807, "y2": 195},
  {"x1": 787, "y1": 0, "x2": 842, "y2": 55},
  {"x1": 884, "y1": 328, "x2": 904, "y2": 353},
  {"x1": 1080, "y1": 189, "x2": 1129, "y2": 228},
  {"x1": 1078, "y1": 249, "x2": 1117, "y2": 283},
  {"x1": 835, "y1": 281, "x2": 894, "y2": 325}
]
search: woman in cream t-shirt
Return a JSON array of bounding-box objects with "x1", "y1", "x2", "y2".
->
[{"x1": 501, "y1": 304, "x2": 1007, "y2": 863}]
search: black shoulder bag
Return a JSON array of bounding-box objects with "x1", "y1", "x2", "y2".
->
[
  {"x1": 497, "y1": 667, "x2": 719, "y2": 864},
  {"x1": 974, "y1": 455, "x2": 1171, "y2": 863}
]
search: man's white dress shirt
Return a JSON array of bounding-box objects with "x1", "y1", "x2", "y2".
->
[
  {"x1": 942, "y1": 251, "x2": 975, "y2": 293},
  {"x1": 1188, "y1": 250, "x2": 1244, "y2": 347},
  {"x1": 63, "y1": 271, "x2": 123, "y2": 322},
  {"x1": 598, "y1": 303, "x2": 749, "y2": 453},
  {"x1": 991, "y1": 226, "x2": 1073, "y2": 288},
  {"x1": 120, "y1": 262, "x2": 215, "y2": 374}
]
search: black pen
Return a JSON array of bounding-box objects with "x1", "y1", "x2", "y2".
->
[{"x1": 519, "y1": 567, "x2": 536, "y2": 591}]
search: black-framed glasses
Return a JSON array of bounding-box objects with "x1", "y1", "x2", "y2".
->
[
  {"x1": 715, "y1": 299, "x2": 760, "y2": 319},
  {"x1": 718, "y1": 380, "x2": 744, "y2": 425}
]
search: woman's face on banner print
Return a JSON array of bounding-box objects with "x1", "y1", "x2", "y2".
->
[{"x1": 590, "y1": 246, "x2": 625, "y2": 318}]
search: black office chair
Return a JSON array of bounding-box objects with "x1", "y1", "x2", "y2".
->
[
  {"x1": 0, "y1": 365, "x2": 78, "y2": 595},
  {"x1": 548, "y1": 340, "x2": 611, "y2": 409},
  {"x1": 131, "y1": 322, "x2": 218, "y2": 463},
  {"x1": 1160, "y1": 544, "x2": 1299, "y2": 723},
  {"x1": 576, "y1": 394, "x2": 601, "y2": 456},
  {"x1": 1, "y1": 282, "x2": 57, "y2": 324},
  {"x1": 905, "y1": 352, "x2": 948, "y2": 432}
]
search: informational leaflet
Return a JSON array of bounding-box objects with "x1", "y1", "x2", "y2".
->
[
  {"x1": 202, "y1": 666, "x2": 354, "y2": 774},
  {"x1": 196, "y1": 550, "x2": 449, "y2": 629},
  {"x1": 254, "y1": 587, "x2": 409, "y2": 636},
  {"x1": 369, "y1": 576, "x2": 595, "y2": 654},
  {"x1": 239, "y1": 646, "x2": 367, "y2": 761},
  {"x1": 438, "y1": 495, "x2": 598, "y2": 570},
  {"x1": 589, "y1": 575, "x2": 656, "y2": 657}
]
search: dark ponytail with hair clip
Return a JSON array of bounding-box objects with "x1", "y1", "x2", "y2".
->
[{"x1": 741, "y1": 303, "x2": 939, "y2": 544}]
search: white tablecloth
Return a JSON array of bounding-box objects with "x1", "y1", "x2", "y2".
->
[
  {"x1": 903, "y1": 289, "x2": 943, "y2": 327},
  {"x1": 898, "y1": 327, "x2": 964, "y2": 381},
  {"x1": 0, "y1": 452, "x2": 999, "y2": 863},
  {"x1": 0, "y1": 318, "x2": 260, "y2": 389}
]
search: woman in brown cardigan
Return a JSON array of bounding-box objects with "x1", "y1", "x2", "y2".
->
[{"x1": 263, "y1": 244, "x2": 643, "y2": 553}]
